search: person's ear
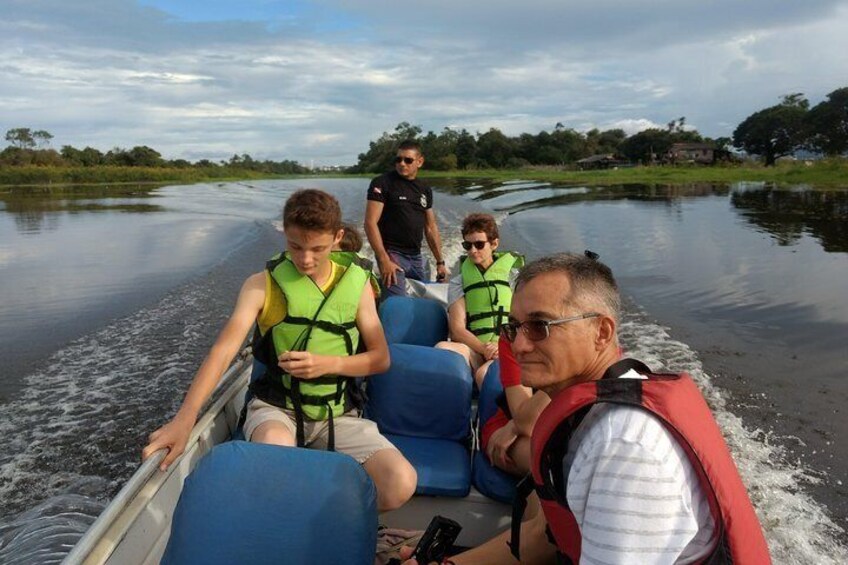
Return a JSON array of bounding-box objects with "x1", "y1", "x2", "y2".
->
[
  {"x1": 595, "y1": 315, "x2": 616, "y2": 350},
  {"x1": 490, "y1": 238, "x2": 499, "y2": 251},
  {"x1": 333, "y1": 229, "x2": 344, "y2": 248}
]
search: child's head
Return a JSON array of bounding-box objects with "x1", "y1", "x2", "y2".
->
[
  {"x1": 461, "y1": 213, "x2": 499, "y2": 267},
  {"x1": 282, "y1": 189, "x2": 343, "y2": 276},
  {"x1": 337, "y1": 222, "x2": 363, "y2": 252}
]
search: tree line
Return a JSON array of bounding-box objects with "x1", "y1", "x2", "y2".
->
[
  {"x1": 1, "y1": 129, "x2": 308, "y2": 174},
  {"x1": 352, "y1": 86, "x2": 848, "y2": 171},
  {"x1": 3, "y1": 86, "x2": 845, "y2": 175}
]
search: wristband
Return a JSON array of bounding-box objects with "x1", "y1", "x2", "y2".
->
[{"x1": 436, "y1": 260, "x2": 445, "y2": 265}]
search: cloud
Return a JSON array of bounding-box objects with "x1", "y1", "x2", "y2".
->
[{"x1": 1, "y1": 0, "x2": 847, "y2": 164}]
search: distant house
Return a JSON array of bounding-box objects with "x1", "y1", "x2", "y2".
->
[
  {"x1": 666, "y1": 142, "x2": 721, "y2": 164},
  {"x1": 577, "y1": 154, "x2": 628, "y2": 170}
]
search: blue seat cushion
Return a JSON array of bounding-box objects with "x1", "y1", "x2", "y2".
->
[
  {"x1": 379, "y1": 296, "x2": 448, "y2": 346},
  {"x1": 387, "y1": 434, "x2": 471, "y2": 498},
  {"x1": 477, "y1": 360, "x2": 503, "y2": 426},
  {"x1": 472, "y1": 451, "x2": 519, "y2": 504},
  {"x1": 366, "y1": 344, "x2": 472, "y2": 441},
  {"x1": 162, "y1": 442, "x2": 377, "y2": 565}
]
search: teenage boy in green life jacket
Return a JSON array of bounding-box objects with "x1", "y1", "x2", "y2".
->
[{"x1": 143, "y1": 189, "x2": 417, "y2": 512}]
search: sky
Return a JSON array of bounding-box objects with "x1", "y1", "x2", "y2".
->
[{"x1": 2, "y1": 0, "x2": 847, "y2": 166}]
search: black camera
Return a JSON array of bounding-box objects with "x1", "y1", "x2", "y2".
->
[{"x1": 410, "y1": 515, "x2": 462, "y2": 563}]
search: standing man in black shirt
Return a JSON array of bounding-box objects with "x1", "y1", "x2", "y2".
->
[{"x1": 365, "y1": 140, "x2": 448, "y2": 297}]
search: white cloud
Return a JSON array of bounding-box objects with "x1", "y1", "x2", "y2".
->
[{"x1": 1, "y1": 0, "x2": 847, "y2": 164}]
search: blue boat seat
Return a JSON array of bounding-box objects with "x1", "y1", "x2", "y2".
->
[
  {"x1": 472, "y1": 361, "x2": 519, "y2": 504},
  {"x1": 161, "y1": 441, "x2": 377, "y2": 565},
  {"x1": 379, "y1": 296, "x2": 448, "y2": 347},
  {"x1": 366, "y1": 344, "x2": 473, "y2": 497}
]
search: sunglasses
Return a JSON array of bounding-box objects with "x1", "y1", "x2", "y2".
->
[
  {"x1": 500, "y1": 313, "x2": 600, "y2": 343},
  {"x1": 461, "y1": 240, "x2": 488, "y2": 251},
  {"x1": 394, "y1": 156, "x2": 416, "y2": 165}
]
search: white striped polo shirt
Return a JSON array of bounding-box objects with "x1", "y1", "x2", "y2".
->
[{"x1": 561, "y1": 371, "x2": 718, "y2": 564}]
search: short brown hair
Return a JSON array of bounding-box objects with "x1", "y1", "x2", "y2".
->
[
  {"x1": 283, "y1": 189, "x2": 342, "y2": 233},
  {"x1": 339, "y1": 222, "x2": 363, "y2": 252},
  {"x1": 515, "y1": 252, "x2": 620, "y2": 322},
  {"x1": 397, "y1": 139, "x2": 422, "y2": 155},
  {"x1": 461, "y1": 213, "x2": 499, "y2": 242}
]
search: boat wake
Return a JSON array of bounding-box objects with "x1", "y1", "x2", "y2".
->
[{"x1": 619, "y1": 305, "x2": 848, "y2": 563}]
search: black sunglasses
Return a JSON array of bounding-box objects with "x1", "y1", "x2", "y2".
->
[
  {"x1": 394, "y1": 156, "x2": 416, "y2": 164},
  {"x1": 500, "y1": 313, "x2": 600, "y2": 343},
  {"x1": 461, "y1": 240, "x2": 488, "y2": 251}
]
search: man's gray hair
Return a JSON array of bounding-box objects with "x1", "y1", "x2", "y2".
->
[{"x1": 515, "y1": 252, "x2": 621, "y2": 321}]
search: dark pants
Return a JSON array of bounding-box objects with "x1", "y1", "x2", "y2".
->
[{"x1": 383, "y1": 250, "x2": 426, "y2": 297}]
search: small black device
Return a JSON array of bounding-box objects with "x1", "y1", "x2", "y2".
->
[{"x1": 410, "y1": 515, "x2": 462, "y2": 563}]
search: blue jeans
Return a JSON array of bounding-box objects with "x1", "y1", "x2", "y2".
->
[{"x1": 383, "y1": 250, "x2": 426, "y2": 297}]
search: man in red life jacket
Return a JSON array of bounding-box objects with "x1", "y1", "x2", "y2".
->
[{"x1": 403, "y1": 252, "x2": 770, "y2": 564}]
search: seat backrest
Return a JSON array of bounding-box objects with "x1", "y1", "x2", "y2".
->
[
  {"x1": 366, "y1": 344, "x2": 472, "y2": 441},
  {"x1": 379, "y1": 296, "x2": 448, "y2": 347},
  {"x1": 161, "y1": 442, "x2": 377, "y2": 565}
]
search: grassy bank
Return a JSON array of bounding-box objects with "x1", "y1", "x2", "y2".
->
[
  {"x1": 3, "y1": 159, "x2": 847, "y2": 189},
  {"x1": 0, "y1": 165, "x2": 291, "y2": 187},
  {"x1": 418, "y1": 159, "x2": 848, "y2": 188}
]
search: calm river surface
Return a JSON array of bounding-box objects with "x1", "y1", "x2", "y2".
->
[{"x1": 0, "y1": 178, "x2": 846, "y2": 563}]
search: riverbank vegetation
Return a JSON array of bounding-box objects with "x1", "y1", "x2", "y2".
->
[{"x1": 2, "y1": 86, "x2": 846, "y2": 187}]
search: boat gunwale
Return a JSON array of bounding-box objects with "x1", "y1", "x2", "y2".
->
[{"x1": 62, "y1": 354, "x2": 252, "y2": 564}]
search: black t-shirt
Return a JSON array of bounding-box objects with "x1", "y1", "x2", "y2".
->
[{"x1": 367, "y1": 170, "x2": 433, "y2": 254}]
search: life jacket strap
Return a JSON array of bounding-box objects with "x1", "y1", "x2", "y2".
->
[
  {"x1": 282, "y1": 316, "x2": 357, "y2": 356},
  {"x1": 462, "y1": 279, "x2": 509, "y2": 294},
  {"x1": 509, "y1": 474, "x2": 537, "y2": 561}
]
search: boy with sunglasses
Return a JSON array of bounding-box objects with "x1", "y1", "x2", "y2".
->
[
  {"x1": 365, "y1": 140, "x2": 448, "y2": 296},
  {"x1": 435, "y1": 213, "x2": 523, "y2": 388}
]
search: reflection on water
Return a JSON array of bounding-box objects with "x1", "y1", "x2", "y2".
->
[
  {"x1": 0, "y1": 185, "x2": 164, "y2": 234},
  {"x1": 731, "y1": 184, "x2": 848, "y2": 252},
  {"x1": 1, "y1": 178, "x2": 847, "y2": 562}
]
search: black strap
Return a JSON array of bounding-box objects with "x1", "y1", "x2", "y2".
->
[
  {"x1": 282, "y1": 316, "x2": 357, "y2": 357},
  {"x1": 462, "y1": 279, "x2": 509, "y2": 294},
  {"x1": 509, "y1": 475, "x2": 537, "y2": 561},
  {"x1": 600, "y1": 358, "x2": 653, "y2": 380}
]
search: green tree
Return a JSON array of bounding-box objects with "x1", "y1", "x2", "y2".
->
[
  {"x1": 127, "y1": 145, "x2": 163, "y2": 167},
  {"x1": 733, "y1": 93, "x2": 809, "y2": 166},
  {"x1": 5, "y1": 128, "x2": 36, "y2": 149},
  {"x1": 33, "y1": 130, "x2": 54, "y2": 148},
  {"x1": 454, "y1": 129, "x2": 477, "y2": 169},
  {"x1": 619, "y1": 128, "x2": 673, "y2": 164},
  {"x1": 352, "y1": 122, "x2": 423, "y2": 173},
  {"x1": 476, "y1": 128, "x2": 515, "y2": 168},
  {"x1": 806, "y1": 87, "x2": 848, "y2": 156}
]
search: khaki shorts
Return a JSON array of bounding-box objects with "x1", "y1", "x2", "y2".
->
[{"x1": 243, "y1": 398, "x2": 397, "y2": 464}]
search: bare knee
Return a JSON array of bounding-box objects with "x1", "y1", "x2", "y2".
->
[
  {"x1": 365, "y1": 450, "x2": 417, "y2": 511},
  {"x1": 474, "y1": 360, "x2": 493, "y2": 389},
  {"x1": 250, "y1": 421, "x2": 296, "y2": 447},
  {"x1": 436, "y1": 341, "x2": 472, "y2": 365}
]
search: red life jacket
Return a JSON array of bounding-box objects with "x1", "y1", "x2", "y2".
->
[{"x1": 513, "y1": 359, "x2": 770, "y2": 564}]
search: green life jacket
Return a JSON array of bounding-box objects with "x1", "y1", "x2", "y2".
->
[
  {"x1": 250, "y1": 252, "x2": 371, "y2": 433},
  {"x1": 461, "y1": 252, "x2": 524, "y2": 343}
]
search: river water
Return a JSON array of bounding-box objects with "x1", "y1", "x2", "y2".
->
[{"x1": 0, "y1": 178, "x2": 846, "y2": 563}]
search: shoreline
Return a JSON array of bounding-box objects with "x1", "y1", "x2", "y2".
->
[{"x1": 1, "y1": 160, "x2": 848, "y2": 189}]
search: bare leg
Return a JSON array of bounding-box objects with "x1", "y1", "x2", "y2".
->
[
  {"x1": 435, "y1": 340, "x2": 473, "y2": 366},
  {"x1": 250, "y1": 420, "x2": 296, "y2": 446},
  {"x1": 474, "y1": 359, "x2": 494, "y2": 389},
  {"x1": 363, "y1": 448, "x2": 418, "y2": 511}
]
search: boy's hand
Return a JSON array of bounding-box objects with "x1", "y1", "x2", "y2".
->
[
  {"x1": 278, "y1": 351, "x2": 339, "y2": 379},
  {"x1": 483, "y1": 342, "x2": 499, "y2": 361},
  {"x1": 142, "y1": 411, "x2": 194, "y2": 471}
]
